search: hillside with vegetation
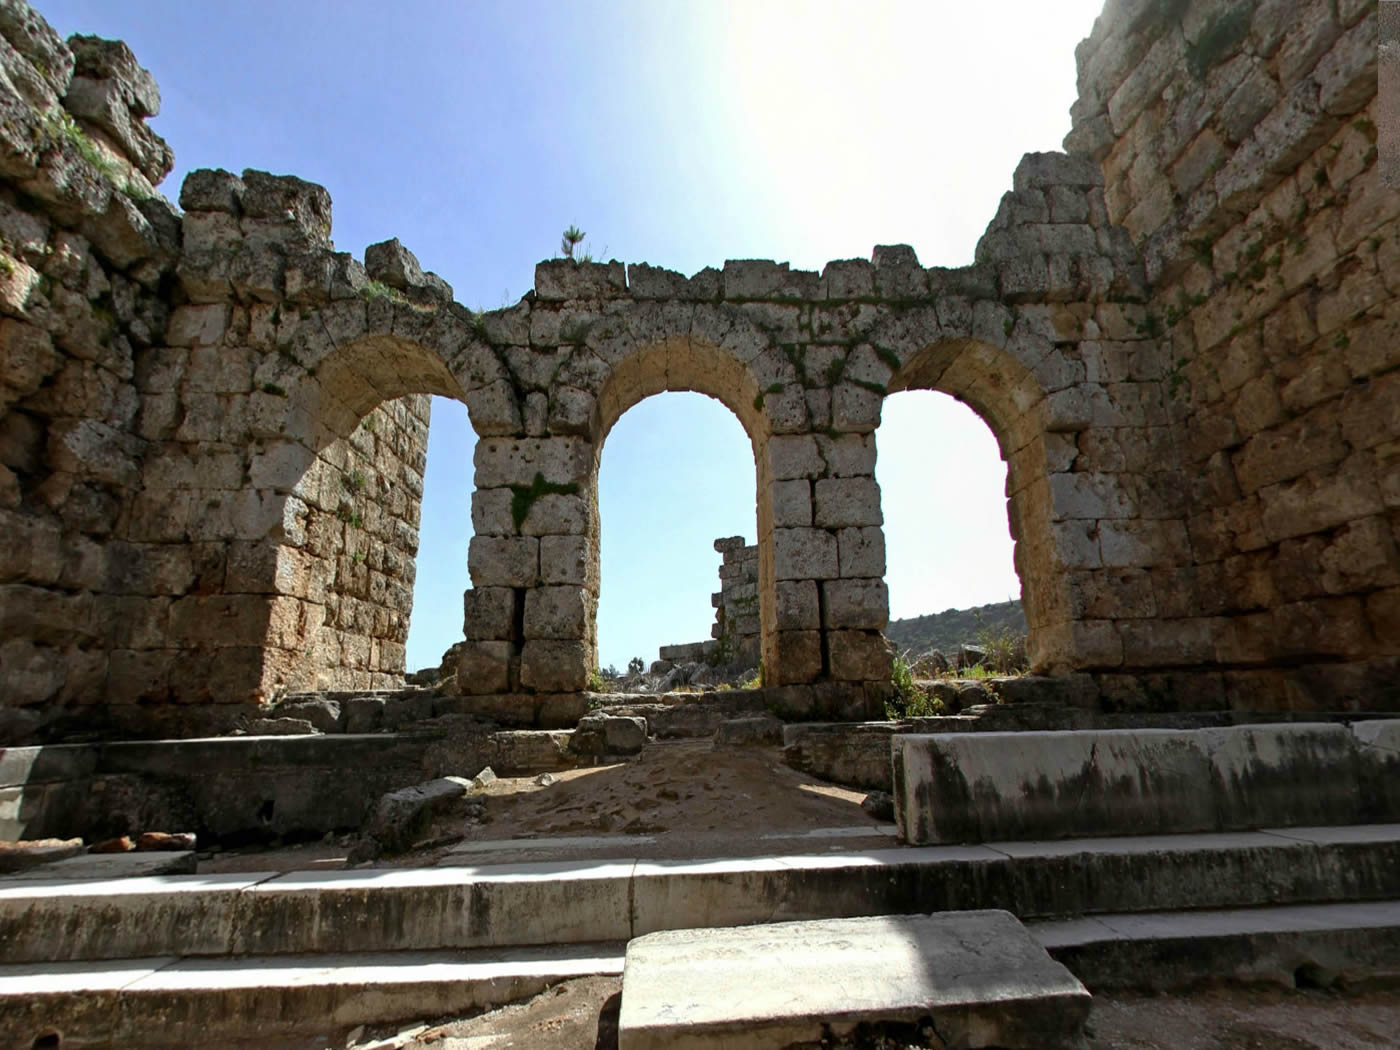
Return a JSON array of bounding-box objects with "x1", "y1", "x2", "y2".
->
[{"x1": 884, "y1": 599, "x2": 1027, "y2": 657}]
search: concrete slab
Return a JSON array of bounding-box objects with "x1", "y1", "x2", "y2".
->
[
  {"x1": 1033, "y1": 899, "x2": 1400, "y2": 990},
  {"x1": 894, "y1": 724, "x2": 1375, "y2": 844},
  {"x1": 4, "y1": 850, "x2": 196, "y2": 880},
  {"x1": 0, "y1": 943, "x2": 625, "y2": 1049},
  {"x1": 617, "y1": 911, "x2": 1090, "y2": 1050}
]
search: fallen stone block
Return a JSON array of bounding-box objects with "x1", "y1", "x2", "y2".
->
[
  {"x1": 617, "y1": 911, "x2": 1090, "y2": 1050},
  {"x1": 365, "y1": 776, "x2": 472, "y2": 853}
]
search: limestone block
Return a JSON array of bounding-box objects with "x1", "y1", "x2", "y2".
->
[
  {"x1": 770, "y1": 630, "x2": 822, "y2": 685},
  {"x1": 547, "y1": 385, "x2": 596, "y2": 436},
  {"x1": 1047, "y1": 471, "x2": 1137, "y2": 520},
  {"x1": 179, "y1": 168, "x2": 244, "y2": 213},
  {"x1": 62, "y1": 74, "x2": 172, "y2": 183},
  {"x1": 767, "y1": 434, "x2": 823, "y2": 480},
  {"x1": 457, "y1": 639, "x2": 512, "y2": 695},
  {"x1": 836, "y1": 526, "x2": 885, "y2": 578},
  {"x1": 822, "y1": 578, "x2": 889, "y2": 630},
  {"x1": 520, "y1": 639, "x2": 589, "y2": 692},
  {"x1": 0, "y1": 319, "x2": 57, "y2": 403},
  {"x1": 468, "y1": 535, "x2": 538, "y2": 588},
  {"x1": 0, "y1": 4, "x2": 73, "y2": 101},
  {"x1": 364, "y1": 237, "x2": 451, "y2": 301},
  {"x1": 773, "y1": 528, "x2": 838, "y2": 580},
  {"x1": 523, "y1": 585, "x2": 589, "y2": 640},
  {"x1": 470, "y1": 487, "x2": 515, "y2": 536},
  {"x1": 473, "y1": 436, "x2": 590, "y2": 488},
  {"x1": 534, "y1": 259, "x2": 626, "y2": 301},
  {"x1": 539, "y1": 535, "x2": 592, "y2": 587},
  {"x1": 814, "y1": 433, "x2": 876, "y2": 478},
  {"x1": 1097, "y1": 520, "x2": 1191, "y2": 569},
  {"x1": 813, "y1": 477, "x2": 882, "y2": 528},
  {"x1": 770, "y1": 479, "x2": 812, "y2": 527},
  {"x1": 464, "y1": 378, "x2": 526, "y2": 439},
  {"x1": 821, "y1": 258, "x2": 874, "y2": 299},
  {"x1": 775, "y1": 579, "x2": 819, "y2": 630},
  {"x1": 828, "y1": 630, "x2": 893, "y2": 681},
  {"x1": 463, "y1": 587, "x2": 516, "y2": 641},
  {"x1": 239, "y1": 170, "x2": 332, "y2": 245},
  {"x1": 831, "y1": 382, "x2": 883, "y2": 432},
  {"x1": 520, "y1": 492, "x2": 588, "y2": 536}
]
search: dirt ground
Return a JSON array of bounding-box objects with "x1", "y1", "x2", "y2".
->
[
  {"x1": 202, "y1": 739, "x2": 880, "y2": 873},
  {"x1": 326, "y1": 978, "x2": 1400, "y2": 1050}
]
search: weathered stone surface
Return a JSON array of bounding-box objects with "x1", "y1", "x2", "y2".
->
[
  {"x1": 570, "y1": 713, "x2": 647, "y2": 756},
  {"x1": 894, "y1": 724, "x2": 1382, "y2": 845},
  {"x1": 713, "y1": 714, "x2": 783, "y2": 748},
  {"x1": 617, "y1": 912, "x2": 1091, "y2": 1050},
  {"x1": 365, "y1": 775, "x2": 470, "y2": 852}
]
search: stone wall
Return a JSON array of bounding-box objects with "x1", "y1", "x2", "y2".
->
[
  {"x1": 1065, "y1": 0, "x2": 1399, "y2": 709},
  {"x1": 1, "y1": 0, "x2": 1396, "y2": 743},
  {"x1": 711, "y1": 536, "x2": 761, "y2": 666},
  {"x1": 0, "y1": 12, "x2": 430, "y2": 741},
  {"x1": 655, "y1": 536, "x2": 761, "y2": 670}
]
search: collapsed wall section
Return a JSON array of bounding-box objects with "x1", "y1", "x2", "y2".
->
[{"x1": 1068, "y1": 0, "x2": 1399, "y2": 709}]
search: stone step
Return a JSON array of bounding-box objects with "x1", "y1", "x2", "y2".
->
[
  {"x1": 617, "y1": 911, "x2": 1091, "y2": 1050},
  {"x1": 4, "y1": 825, "x2": 1399, "y2": 964},
  {"x1": 1033, "y1": 899, "x2": 1400, "y2": 991},
  {"x1": 2, "y1": 850, "x2": 195, "y2": 880},
  {"x1": 0, "y1": 942, "x2": 625, "y2": 1050},
  {"x1": 437, "y1": 824, "x2": 899, "y2": 866}
]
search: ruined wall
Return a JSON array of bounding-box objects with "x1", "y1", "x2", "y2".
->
[
  {"x1": 2, "y1": 0, "x2": 1396, "y2": 744},
  {"x1": 0, "y1": 13, "x2": 430, "y2": 741},
  {"x1": 1067, "y1": 0, "x2": 1399, "y2": 709},
  {"x1": 711, "y1": 536, "x2": 761, "y2": 666},
  {"x1": 654, "y1": 536, "x2": 761, "y2": 670}
]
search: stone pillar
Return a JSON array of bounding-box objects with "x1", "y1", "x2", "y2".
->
[
  {"x1": 460, "y1": 435, "x2": 594, "y2": 697},
  {"x1": 760, "y1": 432, "x2": 892, "y2": 688}
]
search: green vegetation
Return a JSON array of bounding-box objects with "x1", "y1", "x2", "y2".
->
[
  {"x1": 883, "y1": 654, "x2": 946, "y2": 719},
  {"x1": 561, "y1": 225, "x2": 586, "y2": 260},
  {"x1": 586, "y1": 666, "x2": 607, "y2": 692},
  {"x1": 509, "y1": 471, "x2": 579, "y2": 531},
  {"x1": 884, "y1": 599, "x2": 1025, "y2": 656},
  {"x1": 261, "y1": 382, "x2": 286, "y2": 397}
]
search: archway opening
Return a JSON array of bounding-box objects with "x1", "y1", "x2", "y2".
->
[
  {"x1": 404, "y1": 395, "x2": 476, "y2": 680},
  {"x1": 875, "y1": 389, "x2": 1024, "y2": 675},
  {"x1": 596, "y1": 391, "x2": 758, "y2": 689}
]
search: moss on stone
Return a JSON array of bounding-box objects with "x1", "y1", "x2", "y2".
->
[{"x1": 509, "y1": 472, "x2": 579, "y2": 531}]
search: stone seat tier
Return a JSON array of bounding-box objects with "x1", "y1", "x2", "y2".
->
[
  {"x1": 8, "y1": 900, "x2": 1400, "y2": 1049},
  {"x1": 5, "y1": 824, "x2": 1400, "y2": 964}
]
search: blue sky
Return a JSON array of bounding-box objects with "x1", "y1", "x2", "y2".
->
[{"x1": 40, "y1": 0, "x2": 1103, "y2": 671}]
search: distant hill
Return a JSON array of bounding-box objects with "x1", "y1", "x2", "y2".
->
[{"x1": 884, "y1": 599, "x2": 1026, "y2": 657}]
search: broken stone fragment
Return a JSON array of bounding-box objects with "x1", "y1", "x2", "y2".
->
[
  {"x1": 365, "y1": 776, "x2": 472, "y2": 853},
  {"x1": 135, "y1": 831, "x2": 195, "y2": 851},
  {"x1": 66, "y1": 34, "x2": 159, "y2": 117},
  {"x1": 364, "y1": 236, "x2": 453, "y2": 302},
  {"x1": 0, "y1": 836, "x2": 84, "y2": 873}
]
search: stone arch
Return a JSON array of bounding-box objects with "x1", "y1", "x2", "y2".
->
[
  {"x1": 591, "y1": 336, "x2": 772, "y2": 679},
  {"x1": 886, "y1": 334, "x2": 1093, "y2": 674},
  {"x1": 244, "y1": 325, "x2": 477, "y2": 696}
]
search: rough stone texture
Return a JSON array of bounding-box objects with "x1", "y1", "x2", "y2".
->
[
  {"x1": 617, "y1": 912, "x2": 1091, "y2": 1050},
  {"x1": 0, "y1": 0, "x2": 1396, "y2": 743}
]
